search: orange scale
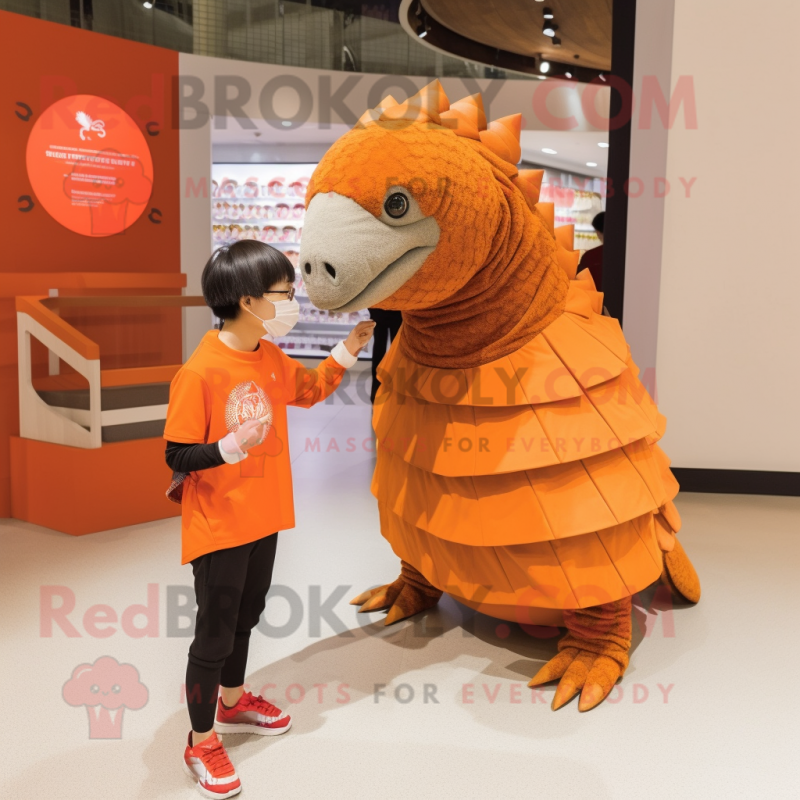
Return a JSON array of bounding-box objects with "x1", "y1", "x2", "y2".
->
[
  {"x1": 424, "y1": 473, "x2": 482, "y2": 542},
  {"x1": 566, "y1": 308, "x2": 629, "y2": 362},
  {"x1": 526, "y1": 459, "x2": 618, "y2": 537},
  {"x1": 542, "y1": 314, "x2": 629, "y2": 390},
  {"x1": 464, "y1": 355, "x2": 526, "y2": 405},
  {"x1": 555, "y1": 224, "x2": 575, "y2": 251},
  {"x1": 532, "y1": 391, "x2": 619, "y2": 463},
  {"x1": 507, "y1": 335, "x2": 583, "y2": 405},
  {"x1": 583, "y1": 370, "x2": 659, "y2": 447},
  {"x1": 564, "y1": 281, "x2": 596, "y2": 318},
  {"x1": 660, "y1": 497, "x2": 682, "y2": 533},
  {"x1": 550, "y1": 521, "x2": 662, "y2": 607},
  {"x1": 557, "y1": 247, "x2": 581, "y2": 281},
  {"x1": 549, "y1": 533, "x2": 630, "y2": 607},
  {"x1": 573, "y1": 269, "x2": 605, "y2": 313},
  {"x1": 473, "y1": 470, "x2": 554, "y2": 546},
  {"x1": 596, "y1": 514, "x2": 663, "y2": 590},
  {"x1": 653, "y1": 444, "x2": 681, "y2": 498},
  {"x1": 473, "y1": 403, "x2": 560, "y2": 475},
  {"x1": 622, "y1": 440, "x2": 676, "y2": 507},
  {"x1": 416, "y1": 364, "x2": 471, "y2": 405},
  {"x1": 581, "y1": 447, "x2": 659, "y2": 524}
]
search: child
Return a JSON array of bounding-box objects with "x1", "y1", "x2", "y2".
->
[{"x1": 164, "y1": 240, "x2": 374, "y2": 798}]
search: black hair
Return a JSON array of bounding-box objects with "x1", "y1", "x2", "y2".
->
[
  {"x1": 592, "y1": 211, "x2": 605, "y2": 234},
  {"x1": 201, "y1": 240, "x2": 295, "y2": 320}
]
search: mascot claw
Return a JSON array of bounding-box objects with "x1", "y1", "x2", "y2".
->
[
  {"x1": 350, "y1": 564, "x2": 443, "y2": 625},
  {"x1": 529, "y1": 648, "x2": 622, "y2": 712}
]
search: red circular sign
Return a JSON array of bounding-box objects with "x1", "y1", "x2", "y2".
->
[{"x1": 26, "y1": 94, "x2": 153, "y2": 237}]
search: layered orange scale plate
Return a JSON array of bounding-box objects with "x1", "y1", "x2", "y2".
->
[{"x1": 372, "y1": 272, "x2": 680, "y2": 626}]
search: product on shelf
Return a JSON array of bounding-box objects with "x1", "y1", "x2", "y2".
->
[
  {"x1": 219, "y1": 178, "x2": 238, "y2": 198},
  {"x1": 267, "y1": 178, "x2": 286, "y2": 198},
  {"x1": 288, "y1": 178, "x2": 309, "y2": 198},
  {"x1": 243, "y1": 177, "x2": 260, "y2": 198}
]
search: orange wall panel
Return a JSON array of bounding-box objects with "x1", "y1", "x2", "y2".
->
[
  {"x1": 10, "y1": 437, "x2": 180, "y2": 535},
  {"x1": 0, "y1": 12, "x2": 182, "y2": 518}
]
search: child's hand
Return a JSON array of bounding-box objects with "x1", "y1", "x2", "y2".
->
[
  {"x1": 220, "y1": 417, "x2": 269, "y2": 457},
  {"x1": 344, "y1": 320, "x2": 376, "y2": 356}
]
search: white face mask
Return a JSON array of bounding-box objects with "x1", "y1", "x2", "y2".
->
[{"x1": 245, "y1": 297, "x2": 300, "y2": 338}]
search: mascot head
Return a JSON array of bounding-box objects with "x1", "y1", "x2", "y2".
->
[{"x1": 299, "y1": 81, "x2": 572, "y2": 313}]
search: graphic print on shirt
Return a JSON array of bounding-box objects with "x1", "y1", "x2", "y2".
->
[{"x1": 225, "y1": 381, "x2": 273, "y2": 435}]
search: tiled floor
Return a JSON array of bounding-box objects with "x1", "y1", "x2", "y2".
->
[{"x1": 2, "y1": 400, "x2": 798, "y2": 798}]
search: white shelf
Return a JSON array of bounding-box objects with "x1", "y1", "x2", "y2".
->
[
  {"x1": 214, "y1": 196, "x2": 305, "y2": 203},
  {"x1": 212, "y1": 217, "x2": 304, "y2": 223}
]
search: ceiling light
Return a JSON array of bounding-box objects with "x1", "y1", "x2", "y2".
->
[
  {"x1": 419, "y1": 16, "x2": 431, "y2": 38},
  {"x1": 281, "y1": 120, "x2": 292, "y2": 127},
  {"x1": 543, "y1": 22, "x2": 558, "y2": 36},
  {"x1": 539, "y1": 60, "x2": 550, "y2": 73},
  {"x1": 542, "y1": 7, "x2": 554, "y2": 18},
  {"x1": 598, "y1": 73, "x2": 607, "y2": 82},
  {"x1": 143, "y1": 1, "x2": 153, "y2": 7},
  {"x1": 586, "y1": 161, "x2": 598, "y2": 167},
  {"x1": 598, "y1": 142, "x2": 609, "y2": 148},
  {"x1": 542, "y1": 148, "x2": 557, "y2": 155},
  {"x1": 565, "y1": 71, "x2": 573, "y2": 78},
  {"x1": 537, "y1": 75, "x2": 547, "y2": 80}
]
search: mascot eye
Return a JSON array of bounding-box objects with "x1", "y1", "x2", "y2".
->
[{"x1": 384, "y1": 193, "x2": 409, "y2": 219}]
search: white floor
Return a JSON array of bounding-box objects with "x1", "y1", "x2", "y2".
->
[{"x1": 2, "y1": 397, "x2": 799, "y2": 799}]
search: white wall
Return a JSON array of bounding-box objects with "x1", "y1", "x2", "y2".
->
[{"x1": 651, "y1": 0, "x2": 800, "y2": 471}]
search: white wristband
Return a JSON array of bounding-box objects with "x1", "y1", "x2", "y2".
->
[
  {"x1": 218, "y1": 436, "x2": 248, "y2": 464},
  {"x1": 331, "y1": 340, "x2": 358, "y2": 369}
]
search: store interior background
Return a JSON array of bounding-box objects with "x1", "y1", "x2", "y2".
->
[{"x1": 1, "y1": 2, "x2": 798, "y2": 797}]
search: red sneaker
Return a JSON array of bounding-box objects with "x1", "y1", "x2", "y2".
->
[
  {"x1": 215, "y1": 691, "x2": 292, "y2": 736},
  {"x1": 183, "y1": 731, "x2": 241, "y2": 798}
]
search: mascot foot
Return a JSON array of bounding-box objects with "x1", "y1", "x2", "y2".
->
[
  {"x1": 528, "y1": 597, "x2": 632, "y2": 712},
  {"x1": 662, "y1": 537, "x2": 701, "y2": 603},
  {"x1": 349, "y1": 561, "x2": 442, "y2": 625}
]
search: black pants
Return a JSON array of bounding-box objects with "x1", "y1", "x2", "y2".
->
[
  {"x1": 368, "y1": 308, "x2": 402, "y2": 404},
  {"x1": 186, "y1": 534, "x2": 278, "y2": 732}
]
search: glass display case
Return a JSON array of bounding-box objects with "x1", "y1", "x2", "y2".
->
[{"x1": 211, "y1": 163, "x2": 372, "y2": 360}]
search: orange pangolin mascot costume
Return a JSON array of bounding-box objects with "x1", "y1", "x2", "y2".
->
[{"x1": 298, "y1": 81, "x2": 701, "y2": 712}]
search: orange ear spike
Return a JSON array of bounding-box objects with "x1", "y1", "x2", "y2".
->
[
  {"x1": 495, "y1": 112, "x2": 522, "y2": 141},
  {"x1": 440, "y1": 93, "x2": 487, "y2": 139},
  {"x1": 381, "y1": 79, "x2": 449, "y2": 124},
  {"x1": 518, "y1": 169, "x2": 544, "y2": 196},
  {"x1": 557, "y1": 246, "x2": 581, "y2": 280},
  {"x1": 355, "y1": 108, "x2": 380, "y2": 128},
  {"x1": 452, "y1": 94, "x2": 487, "y2": 129},
  {"x1": 439, "y1": 108, "x2": 481, "y2": 139},
  {"x1": 535, "y1": 202, "x2": 555, "y2": 235},
  {"x1": 417, "y1": 79, "x2": 450, "y2": 113},
  {"x1": 378, "y1": 95, "x2": 399, "y2": 111},
  {"x1": 479, "y1": 113, "x2": 522, "y2": 164},
  {"x1": 555, "y1": 224, "x2": 575, "y2": 252},
  {"x1": 513, "y1": 169, "x2": 545, "y2": 208}
]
